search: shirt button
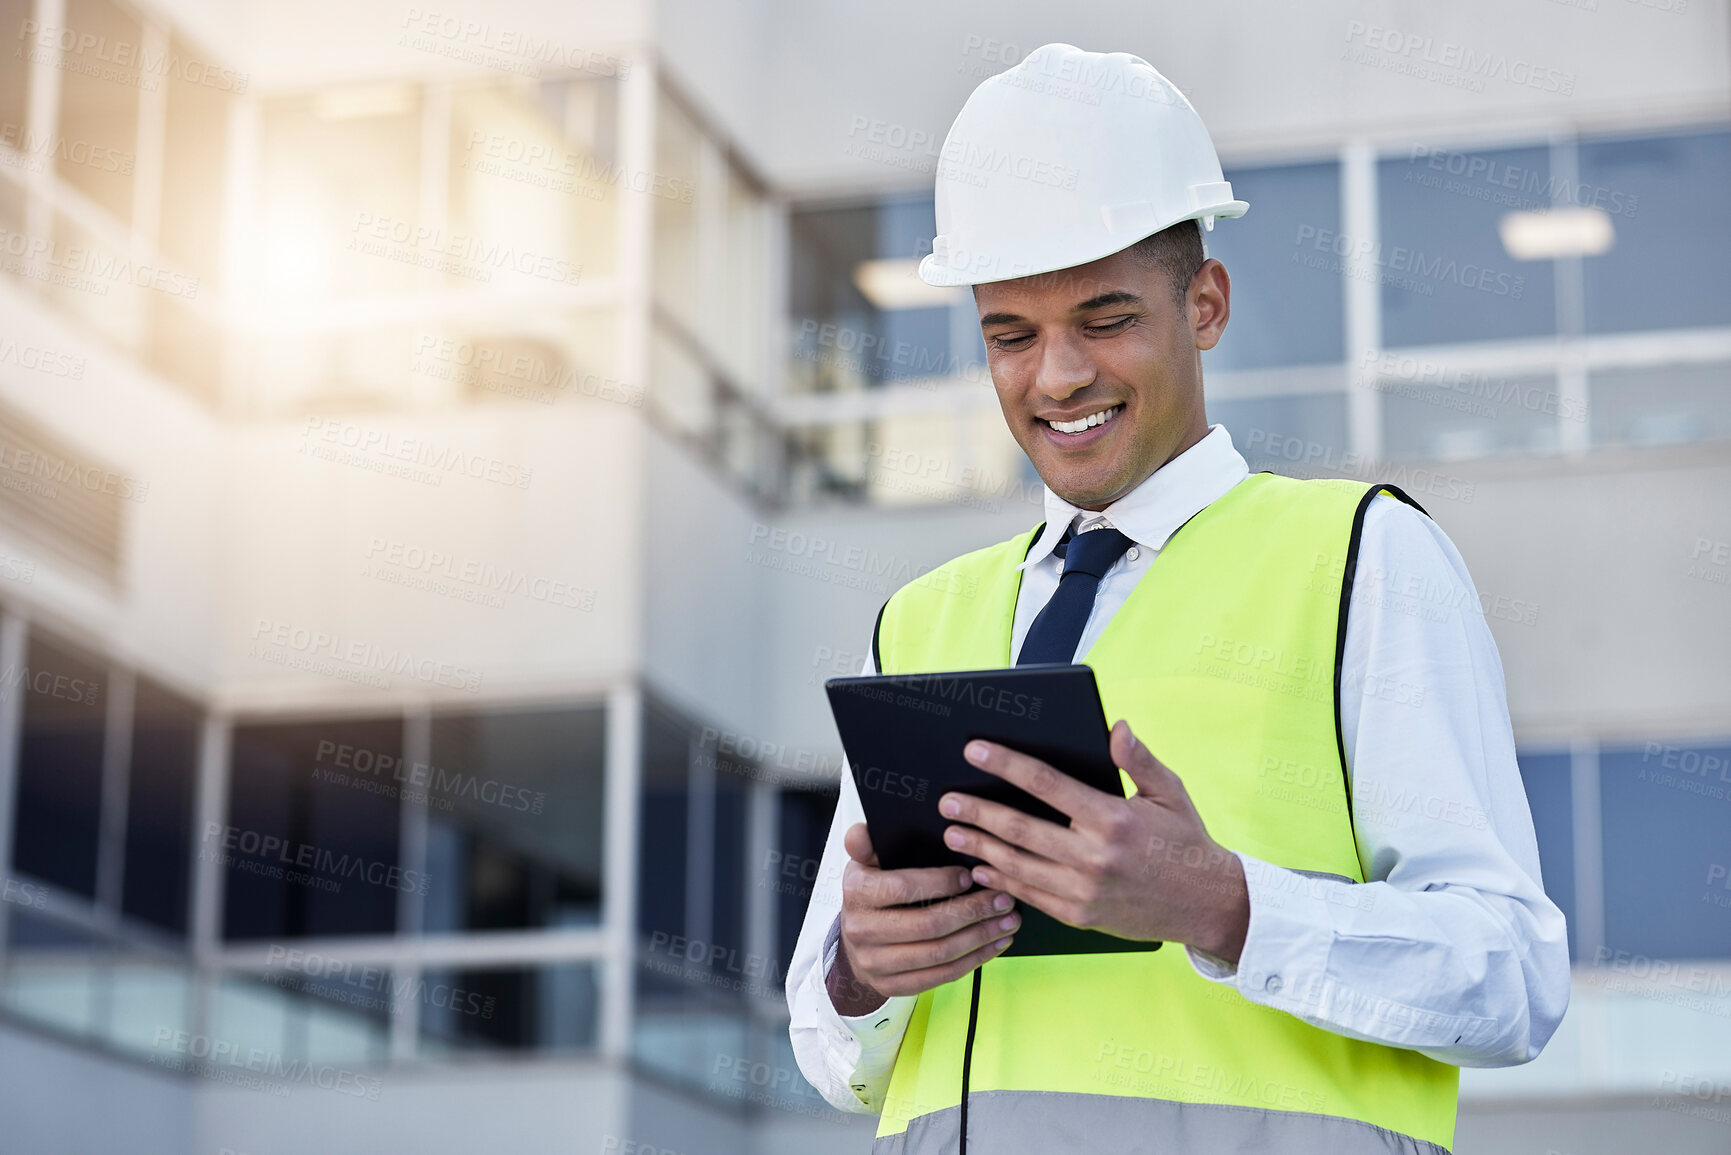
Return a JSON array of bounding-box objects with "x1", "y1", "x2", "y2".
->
[
  {"x1": 1126, "y1": 546, "x2": 1140, "y2": 562},
  {"x1": 1265, "y1": 974, "x2": 1284, "y2": 993}
]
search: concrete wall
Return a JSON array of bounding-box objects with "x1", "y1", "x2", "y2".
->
[
  {"x1": 1434, "y1": 442, "x2": 1731, "y2": 745},
  {"x1": 194, "y1": 1054, "x2": 630, "y2": 1155},
  {"x1": 0, "y1": 1024, "x2": 194, "y2": 1155},
  {"x1": 152, "y1": 0, "x2": 649, "y2": 89},
  {"x1": 212, "y1": 400, "x2": 645, "y2": 715},
  {"x1": 661, "y1": 0, "x2": 1731, "y2": 194},
  {"x1": 0, "y1": 280, "x2": 224, "y2": 698},
  {"x1": 640, "y1": 422, "x2": 773, "y2": 734}
]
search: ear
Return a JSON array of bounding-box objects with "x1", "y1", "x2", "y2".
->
[{"x1": 1190, "y1": 259, "x2": 1230, "y2": 352}]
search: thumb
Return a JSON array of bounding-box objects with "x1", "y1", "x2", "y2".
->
[
  {"x1": 1111, "y1": 721, "x2": 1187, "y2": 808},
  {"x1": 843, "y1": 822, "x2": 879, "y2": 867}
]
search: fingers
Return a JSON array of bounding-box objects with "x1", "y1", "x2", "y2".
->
[
  {"x1": 842, "y1": 856, "x2": 973, "y2": 913},
  {"x1": 848, "y1": 885, "x2": 1012, "y2": 946},
  {"x1": 946, "y1": 821, "x2": 1090, "y2": 903},
  {"x1": 968, "y1": 861, "x2": 1087, "y2": 930},
  {"x1": 938, "y1": 791, "x2": 1086, "y2": 866},
  {"x1": 963, "y1": 739, "x2": 1116, "y2": 824},
  {"x1": 864, "y1": 919, "x2": 1019, "y2": 997}
]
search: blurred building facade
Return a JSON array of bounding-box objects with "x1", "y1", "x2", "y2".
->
[{"x1": 0, "y1": 0, "x2": 1726, "y2": 1153}]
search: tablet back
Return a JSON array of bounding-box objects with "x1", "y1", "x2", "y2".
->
[{"x1": 825, "y1": 664, "x2": 1161, "y2": 957}]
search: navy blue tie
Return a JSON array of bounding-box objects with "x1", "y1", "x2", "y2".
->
[{"x1": 1016, "y1": 525, "x2": 1136, "y2": 665}]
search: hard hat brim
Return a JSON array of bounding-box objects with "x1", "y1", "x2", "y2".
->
[{"x1": 916, "y1": 201, "x2": 1250, "y2": 289}]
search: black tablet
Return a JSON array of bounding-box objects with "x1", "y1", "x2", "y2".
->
[{"x1": 825, "y1": 663, "x2": 1161, "y2": 957}]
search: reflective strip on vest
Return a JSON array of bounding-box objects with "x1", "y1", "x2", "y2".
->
[
  {"x1": 871, "y1": 474, "x2": 1459, "y2": 1153},
  {"x1": 872, "y1": 1090, "x2": 1451, "y2": 1155}
]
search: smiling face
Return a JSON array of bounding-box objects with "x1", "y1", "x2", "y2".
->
[{"x1": 975, "y1": 245, "x2": 1231, "y2": 511}]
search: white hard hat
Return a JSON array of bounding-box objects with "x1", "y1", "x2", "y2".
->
[{"x1": 918, "y1": 43, "x2": 1248, "y2": 288}]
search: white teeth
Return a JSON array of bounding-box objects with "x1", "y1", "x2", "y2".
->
[{"x1": 1048, "y1": 404, "x2": 1122, "y2": 435}]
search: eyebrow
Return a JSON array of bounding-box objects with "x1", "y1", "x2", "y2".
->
[{"x1": 978, "y1": 290, "x2": 1145, "y2": 328}]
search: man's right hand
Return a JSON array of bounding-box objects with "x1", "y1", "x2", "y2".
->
[{"x1": 826, "y1": 822, "x2": 1019, "y2": 1017}]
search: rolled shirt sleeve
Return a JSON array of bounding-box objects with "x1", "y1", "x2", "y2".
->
[{"x1": 1184, "y1": 495, "x2": 1571, "y2": 1066}]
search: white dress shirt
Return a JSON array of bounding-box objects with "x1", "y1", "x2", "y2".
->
[{"x1": 786, "y1": 424, "x2": 1571, "y2": 1115}]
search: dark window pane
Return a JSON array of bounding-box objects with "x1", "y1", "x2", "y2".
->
[
  {"x1": 1379, "y1": 145, "x2": 1555, "y2": 346},
  {"x1": 54, "y1": 0, "x2": 140, "y2": 224},
  {"x1": 1205, "y1": 161, "x2": 1344, "y2": 369},
  {"x1": 1582, "y1": 129, "x2": 1731, "y2": 334},
  {"x1": 711, "y1": 770, "x2": 746, "y2": 972},
  {"x1": 223, "y1": 718, "x2": 403, "y2": 940},
  {"x1": 1600, "y1": 741, "x2": 1731, "y2": 961},
  {"x1": 1517, "y1": 751, "x2": 1576, "y2": 961},
  {"x1": 121, "y1": 677, "x2": 200, "y2": 934},
  {"x1": 775, "y1": 786, "x2": 837, "y2": 975},
  {"x1": 1210, "y1": 393, "x2": 1350, "y2": 473},
  {"x1": 421, "y1": 705, "x2": 605, "y2": 934},
  {"x1": 637, "y1": 701, "x2": 690, "y2": 942},
  {"x1": 11, "y1": 631, "x2": 108, "y2": 896},
  {"x1": 419, "y1": 963, "x2": 597, "y2": 1054}
]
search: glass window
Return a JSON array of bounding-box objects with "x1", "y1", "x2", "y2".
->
[
  {"x1": 419, "y1": 962, "x2": 597, "y2": 1053},
  {"x1": 11, "y1": 631, "x2": 108, "y2": 898},
  {"x1": 0, "y1": 0, "x2": 30, "y2": 133},
  {"x1": 1378, "y1": 145, "x2": 1555, "y2": 347},
  {"x1": 223, "y1": 718, "x2": 404, "y2": 940},
  {"x1": 711, "y1": 769, "x2": 747, "y2": 969},
  {"x1": 1590, "y1": 361, "x2": 1731, "y2": 448},
  {"x1": 649, "y1": 325, "x2": 713, "y2": 440},
  {"x1": 257, "y1": 85, "x2": 421, "y2": 305},
  {"x1": 0, "y1": 913, "x2": 108, "y2": 1037},
  {"x1": 774, "y1": 786, "x2": 837, "y2": 974},
  {"x1": 1381, "y1": 372, "x2": 1563, "y2": 461},
  {"x1": 446, "y1": 79, "x2": 614, "y2": 291},
  {"x1": 0, "y1": 913, "x2": 192, "y2": 1056},
  {"x1": 420, "y1": 706, "x2": 605, "y2": 934},
  {"x1": 1517, "y1": 751, "x2": 1576, "y2": 961},
  {"x1": 1204, "y1": 161, "x2": 1344, "y2": 370},
  {"x1": 157, "y1": 33, "x2": 232, "y2": 286},
  {"x1": 787, "y1": 194, "x2": 969, "y2": 396},
  {"x1": 653, "y1": 92, "x2": 702, "y2": 329},
  {"x1": 1209, "y1": 393, "x2": 1350, "y2": 474},
  {"x1": 632, "y1": 959, "x2": 750, "y2": 1096},
  {"x1": 638, "y1": 701, "x2": 690, "y2": 946},
  {"x1": 209, "y1": 971, "x2": 390, "y2": 1070},
  {"x1": 54, "y1": 0, "x2": 140, "y2": 225},
  {"x1": 1599, "y1": 741, "x2": 1731, "y2": 961},
  {"x1": 720, "y1": 164, "x2": 769, "y2": 390},
  {"x1": 1582, "y1": 129, "x2": 1731, "y2": 334},
  {"x1": 121, "y1": 677, "x2": 200, "y2": 935}
]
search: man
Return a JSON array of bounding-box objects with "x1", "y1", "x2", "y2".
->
[{"x1": 787, "y1": 44, "x2": 1568, "y2": 1155}]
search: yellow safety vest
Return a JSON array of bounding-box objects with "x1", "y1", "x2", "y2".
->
[{"x1": 870, "y1": 473, "x2": 1459, "y2": 1154}]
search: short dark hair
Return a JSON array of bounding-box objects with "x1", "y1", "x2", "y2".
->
[{"x1": 1125, "y1": 219, "x2": 1205, "y2": 307}]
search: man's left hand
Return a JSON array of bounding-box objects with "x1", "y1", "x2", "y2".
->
[{"x1": 940, "y1": 719, "x2": 1250, "y2": 963}]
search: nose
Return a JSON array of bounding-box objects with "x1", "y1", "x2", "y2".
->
[{"x1": 1033, "y1": 330, "x2": 1095, "y2": 402}]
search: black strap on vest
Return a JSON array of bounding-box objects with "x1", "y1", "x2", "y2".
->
[
  {"x1": 1331, "y1": 483, "x2": 1429, "y2": 853},
  {"x1": 958, "y1": 964, "x2": 983, "y2": 1155}
]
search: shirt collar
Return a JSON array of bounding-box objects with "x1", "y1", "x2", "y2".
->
[{"x1": 1017, "y1": 424, "x2": 1251, "y2": 572}]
